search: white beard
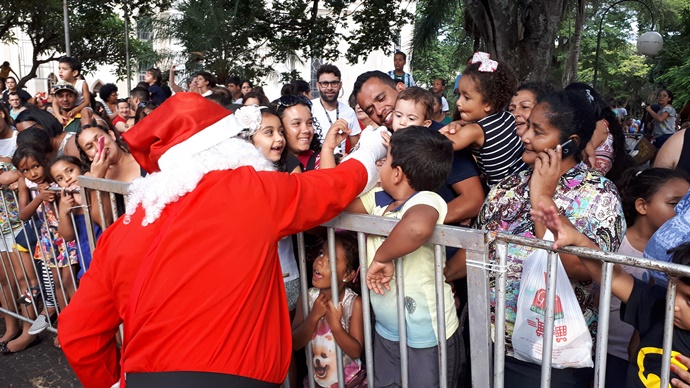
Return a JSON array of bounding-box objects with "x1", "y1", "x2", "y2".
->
[{"x1": 125, "y1": 137, "x2": 275, "y2": 226}]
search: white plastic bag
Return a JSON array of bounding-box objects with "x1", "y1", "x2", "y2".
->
[{"x1": 511, "y1": 231, "x2": 593, "y2": 369}]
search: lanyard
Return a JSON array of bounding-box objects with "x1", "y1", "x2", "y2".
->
[{"x1": 320, "y1": 100, "x2": 339, "y2": 126}]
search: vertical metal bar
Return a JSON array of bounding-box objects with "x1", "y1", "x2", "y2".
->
[
  {"x1": 467, "y1": 244, "x2": 492, "y2": 388},
  {"x1": 296, "y1": 233, "x2": 316, "y2": 388},
  {"x1": 434, "y1": 244, "x2": 448, "y2": 388},
  {"x1": 357, "y1": 232, "x2": 374, "y2": 387},
  {"x1": 326, "y1": 228, "x2": 345, "y2": 388},
  {"x1": 109, "y1": 192, "x2": 119, "y2": 222},
  {"x1": 594, "y1": 262, "x2": 614, "y2": 388},
  {"x1": 660, "y1": 278, "x2": 677, "y2": 388},
  {"x1": 396, "y1": 257, "x2": 409, "y2": 388},
  {"x1": 540, "y1": 251, "x2": 559, "y2": 387},
  {"x1": 124, "y1": 2, "x2": 131, "y2": 93},
  {"x1": 80, "y1": 186, "x2": 97, "y2": 253},
  {"x1": 494, "y1": 241, "x2": 508, "y2": 388}
]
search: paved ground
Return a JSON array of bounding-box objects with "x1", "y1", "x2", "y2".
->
[{"x1": 0, "y1": 319, "x2": 81, "y2": 388}]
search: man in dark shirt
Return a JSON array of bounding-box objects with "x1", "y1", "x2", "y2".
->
[{"x1": 2, "y1": 77, "x2": 33, "y2": 105}]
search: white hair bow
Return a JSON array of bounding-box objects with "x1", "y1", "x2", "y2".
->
[
  {"x1": 472, "y1": 52, "x2": 498, "y2": 73},
  {"x1": 234, "y1": 104, "x2": 263, "y2": 136}
]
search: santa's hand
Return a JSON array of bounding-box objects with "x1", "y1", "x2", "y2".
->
[{"x1": 342, "y1": 126, "x2": 389, "y2": 196}]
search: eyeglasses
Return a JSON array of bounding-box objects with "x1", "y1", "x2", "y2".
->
[
  {"x1": 276, "y1": 95, "x2": 312, "y2": 112},
  {"x1": 317, "y1": 80, "x2": 341, "y2": 88}
]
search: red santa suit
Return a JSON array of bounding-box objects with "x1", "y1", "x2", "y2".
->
[{"x1": 58, "y1": 93, "x2": 387, "y2": 388}]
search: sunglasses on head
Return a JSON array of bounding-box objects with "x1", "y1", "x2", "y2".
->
[{"x1": 276, "y1": 95, "x2": 312, "y2": 111}]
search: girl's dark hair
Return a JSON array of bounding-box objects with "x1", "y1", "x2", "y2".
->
[
  {"x1": 50, "y1": 155, "x2": 86, "y2": 174},
  {"x1": 17, "y1": 127, "x2": 53, "y2": 154},
  {"x1": 75, "y1": 122, "x2": 130, "y2": 170},
  {"x1": 135, "y1": 102, "x2": 158, "y2": 124},
  {"x1": 15, "y1": 107, "x2": 63, "y2": 137},
  {"x1": 333, "y1": 231, "x2": 360, "y2": 292},
  {"x1": 564, "y1": 82, "x2": 633, "y2": 182},
  {"x1": 462, "y1": 60, "x2": 518, "y2": 114},
  {"x1": 12, "y1": 145, "x2": 51, "y2": 175},
  {"x1": 616, "y1": 167, "x2": 690, "y2": 226},
  {"x1": 537, "y1": 90, "x2": 597, "y2": 162},
  {"x1": 243, "y1": 91, "x2": 270, "y2": 105}
]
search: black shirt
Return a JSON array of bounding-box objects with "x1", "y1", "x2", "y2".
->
[
  {"x1": 622, "y1": 278, "x2": 690, "y2": 387},
  {"x1": 2, "y1": 89, "x2": 32, "y2": 104}
]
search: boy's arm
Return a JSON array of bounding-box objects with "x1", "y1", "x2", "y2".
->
[
  {"x1": 531, "y1": 202, "x2": 634, "y2": 303},
  {"x1": 373, "y1": 204, "x2": 439, "y2": 263},
  {"x1": 169, "y1": 66, "x2": 185, "y2": 94},
  {"x1": 440, "y1": 122, "x2": 484, "y2": 151},
  {"x1": 68, "y1": 82, "x2": 92, "y2": 117}
]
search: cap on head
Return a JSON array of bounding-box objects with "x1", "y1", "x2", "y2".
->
[{"x1": 53, "y1": 82, "x2": 77, "y2": 95}]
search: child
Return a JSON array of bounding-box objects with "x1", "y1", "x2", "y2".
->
[
  {"x1": 605, "y1": 167, "x2": 690, "y2": 385},
  {"x1": 236, "y1": 105, "x2": 302, "y2": 311},
  {"x1": 443, "y1": 52, "x2": 527, "y2": 185},
  {"x1": 349, "y1": 127, "x2": 461, "y2": 387},
  {"x1": 392, "y1": 87, "x2": 433, "y2": 131},
  {"x1": 13, "y1": 147, "x2": 79, "y2": 309},
  {"x1": 532, "y1": 203, "x2": 690, "y2": 388},
  {"x1": 50, "y1": 156, "x2": 106, "y2": 280},
  {"x1": 52, "y1": 56, "x2": 90, "y2": 124},
  {"x1": 144, "y1": 67, "x2": 167, "y2": 106},
  {"x1": 291, "y1": 232, "x2": 366, "y2": 388},
  {"x1": 387, "y1": 51, "x2": 416, "y2": 88}
]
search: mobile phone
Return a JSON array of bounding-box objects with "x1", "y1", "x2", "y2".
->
[
  {"x1": 558, "y1": 139, "x2": 579, "y2": 157},
  {"x1": 97, "y1": 136, "x2": 105, "y2": 154}
]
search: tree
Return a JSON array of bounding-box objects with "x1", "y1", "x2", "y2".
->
[
  {"x1": 415, "y1": 0, "x2": 566, "y2": 82},
  {"x1": 3, "y1": 0, "x2": 172, "y2": 88},
  {"x1": 164, "y1": 0, "x2": 414, "y2": 84}
]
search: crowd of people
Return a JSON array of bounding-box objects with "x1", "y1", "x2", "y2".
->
[{"x1": 1, "y1": 50, "x2": 690, "y2": 388}]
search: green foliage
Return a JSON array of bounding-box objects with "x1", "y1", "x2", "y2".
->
[
  {"x1": 165, "y1": 0, "x2": 413, "y2": 84},
  {"x1": 7, "y1": 0, "x2": 171, "y2": 87}
]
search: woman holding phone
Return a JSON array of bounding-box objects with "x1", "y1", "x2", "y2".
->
[{"x1": 467, "y1": 90, "x2": 626, "y2": 387}]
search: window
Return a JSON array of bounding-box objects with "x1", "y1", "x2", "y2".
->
[
  {"x1": 310, "y1": 57, "x2": 323, "y2": 98},
  {"x1": 137, "y1": 17, "x2": 153, "y2": 41}
]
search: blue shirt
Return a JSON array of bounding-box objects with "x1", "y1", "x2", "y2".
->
[{"x1": 645, "y1": 189, "x2": 690, "y2": 285}]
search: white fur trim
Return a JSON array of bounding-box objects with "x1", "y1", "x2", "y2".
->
[
  {"x1": 158, "y1": 114, "x2": 243, "y2": 171},
  {"x1": 125, "y1": 137, "x2": 275, "y2": 226}
]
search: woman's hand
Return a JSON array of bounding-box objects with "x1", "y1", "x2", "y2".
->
[
  {"x1": 89, "y1": 144, "x2": 111, "y2": 178},
  {"x1": 322, "y1": 119, "x2": 351, "y2": 151},
  {"x1": 530, "y1": 145, "x2": 562, "y2": 203}
]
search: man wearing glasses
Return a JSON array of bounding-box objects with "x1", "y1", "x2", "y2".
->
[{"x1": 311, "y1": 64, "x2": 360, "y2": 154}]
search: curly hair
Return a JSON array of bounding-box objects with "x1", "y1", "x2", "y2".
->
[{"x1": 462, "y1": 60, "x2": 518, "y2": 114}]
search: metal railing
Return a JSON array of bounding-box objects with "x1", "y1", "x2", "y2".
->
[{"x1": 2, "y1": 175, "x2": 688, "y2": 388}]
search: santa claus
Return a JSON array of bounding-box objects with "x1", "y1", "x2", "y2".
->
[{"x1": 58, "y1": 93, "x2": 386, "y2": 388}]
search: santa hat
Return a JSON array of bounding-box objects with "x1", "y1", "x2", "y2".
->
[
  {"x1": 122, "y1": 92, "x2": 275, "y2": 226},
  {"x1": 123, "y1": 92, "x2": 244, "y2": 173}
]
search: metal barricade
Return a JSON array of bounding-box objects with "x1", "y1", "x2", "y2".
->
[{"x1": 2, "y1": 175, "x2": 688, "y2": 388}]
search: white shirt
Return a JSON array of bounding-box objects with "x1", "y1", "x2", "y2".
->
[
  {"x1": 310, "y1": 98, "x2": 361, "y2": 154},
  {"x1": 441, "y1": 96, "x2": 449, "y2": 113},
  {"x1": 0, "y1": 130, "x2": 17, "y2": 157}
]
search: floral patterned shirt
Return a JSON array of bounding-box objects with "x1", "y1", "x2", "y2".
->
[
  {"x1": 0, "y1": 162, "x2": 20, "y2": 234},
  {"x1": 476, "y1": 162, "x2": 625, "y2": 356}
]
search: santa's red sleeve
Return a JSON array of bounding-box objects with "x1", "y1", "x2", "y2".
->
[
  {"x1": 58, "y1": 229, "x2": 123, "y2": 388},
  {"x1": 260, "y1": 159, "x2": 368, "y2": 236}
]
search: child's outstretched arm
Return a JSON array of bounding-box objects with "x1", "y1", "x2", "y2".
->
[
  {"x1": 367, "y1": 204, "x2": 439, "y2": 295},
  {"x1": 292, "y1": 293, "x2": 329, "y2": 350},
  {"x1": 531, "y1": 202, "x2": 634, "y2": 303},
  {"x1": 18, "y1": 181, "x2": 55, "y2": 221},
  {"x1": 439, "y1": 122, "x2": 484, "y2": 151},
  {"x1": 319, "y1": 119, "x2": 351, "y2": 169},
  {"x1": 325, "y1": 296, "x2": 364, "y2": 359}
]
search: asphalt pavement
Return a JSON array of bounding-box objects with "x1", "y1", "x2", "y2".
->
[{"x1": 0, "y1": 319, "x2": 81, "y2": 387}]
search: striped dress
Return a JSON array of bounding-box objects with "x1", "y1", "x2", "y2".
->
[{"x1": 472, "y1": 111, "x2": 527, "y2": 185}]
